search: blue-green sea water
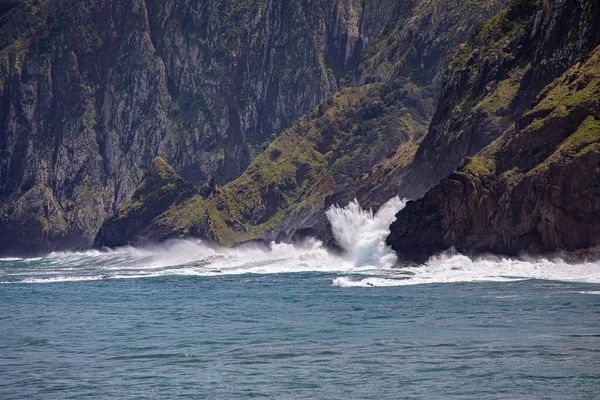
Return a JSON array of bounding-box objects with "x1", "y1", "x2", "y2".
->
[
  {"x1": 1, "y1": 251, "x2": 599, "y2": 399},
  {"x1": 1, "y1": 200, "x2": 599, "y2": 398}
]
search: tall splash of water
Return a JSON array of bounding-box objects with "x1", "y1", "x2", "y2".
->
[
  {"x1": 326, "y1": 197, "x2": 407, "y2": 268},
  {"x1": 5, "y1": 194, "x2": 598, "y2": 286},
  {"x1": 0, "y1": 197, "x2": 407, "y2": 283}
]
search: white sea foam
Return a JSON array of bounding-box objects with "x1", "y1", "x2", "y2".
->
[
  {"x1": 1, "y1": 197, "x2": 599, "y2": 286},
  {"x1": 2, "y1": 237, "x2": 354, "y2": 283},
  {"x1": 414, "y1": 251, "x2": 600, "y2": 285},
  {"x1": 332, "y1": 276, "x2": 410, "y2": 287},
  {"x1": 326, "y1": 197, "x2": 406, "y2": 268},
  {"x1": 333, "y1": 251, "x2": 600, "y2": 287}
]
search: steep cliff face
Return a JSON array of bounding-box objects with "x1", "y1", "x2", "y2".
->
[
  {"x1": 0, "y1": 0, "x2": 50, "y2": 51},
  {"x1": 404, "y1": 0, "x2": 600, "y2": 195},
  {"x1": 97, "y1": 83, "x2": 429, "y2": 247},
  {"x1": 388, "y1": 0, "x2": 600, "y2": 262},
  {"x1": 0, "y1": 0, "x2": 393, "y2": 256},
  {"x1": 94, "y1": 0, "x2": 506, "y2": 249}
]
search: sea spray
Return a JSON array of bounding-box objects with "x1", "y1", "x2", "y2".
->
[
  {"x1": 326, "y1": 197, "x2": 407, "y2": 268},
  {"x1": 0, "y1": 197, "x2": 407, "y2": 283},
  {"x1": 1, "y1": 238, "x2": 348, "y2": 283},
  {"x1": 333, "y1": 250, "x2": 600, "y2": 287},
  {"x1": 2, "y1": 196, "x2": 599, "y2": 285},
  {"x1": 3, "y1": 243, "x2": 600, "y2": 284}
]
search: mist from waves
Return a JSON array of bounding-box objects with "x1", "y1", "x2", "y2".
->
[
  {"x1": 326, "y1": 197, "x2": 407, "y2": 268},
  {"x1": 1, "y1": 196, "x2": 599, "y2": 286},
  {"x1": 0, "y1": 197, "x2": 405, "y2": 284},
  {"x1": 333, "y1": 251, "x2": 600, "y2": 287}
]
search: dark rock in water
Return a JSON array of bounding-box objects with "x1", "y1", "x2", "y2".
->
[
  {"x1": 101, "y1": 275, "x2": 113, "y2": 280},
  {"x1": 388, "y1": 0, "x2": 600, "y2": 262},
  {"x1": 550, "y1": 247, "x2": 600, "y2": 265}
]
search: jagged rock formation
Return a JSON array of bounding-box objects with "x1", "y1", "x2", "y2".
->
[
  {"x1": 388, "y1": 0, "x2": 600, "y2": 262},
  {"x1": 0, "y1": 0, "x2": 399, "y2": 256},
  {"x1": 93, "y1": 0, "x2": 506, "y2": 249},
  {"x1": 404, "y1": 0, "x2": 600, "y2": 194}
]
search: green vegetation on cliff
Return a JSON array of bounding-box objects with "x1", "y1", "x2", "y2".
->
[
  {"x1": 406, "y1": 0, "x2": 544, "y2": 196},
  {"x1": 93, "y1": 157, "x2": 196, "y2": 248},
  {"x1": 1, "y1": 0, "x2": 401, "y2": 255},
  {"x1": 93, "y1": 0, "x2": 508, "y2": 249},
  {"x1": 389, "y1": 38, "x2": 600, "y2": 262},
  {"x1": 143, "y1": 83, "x2": 428, "y2": 245},
  {"x1": 353, "y1": 0, "x2": 508, "y2": 86},
  {"x1": 0, "y1": 0, "x2": 510, "y2": 255},
  {"x1": 461, "y1": 5, "x2": 600, "y2": 180},
  {"x1": 116, "y1": 157, "x2": 190, "y2": 219}
]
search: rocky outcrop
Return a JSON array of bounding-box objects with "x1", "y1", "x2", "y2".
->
[
  {"x1": 0, "y1": 183, "x2": 106, "y2": 256},
  {"x1": 388, "y1": 0, "x2": 600, "y2": 262},
  {"x1": 0, "y1": 0, "x2": 400, "y2": 255}
]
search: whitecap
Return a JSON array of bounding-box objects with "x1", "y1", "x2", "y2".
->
[{"x1": 2, "y1": 197, "x2": 600, "y2": 286}]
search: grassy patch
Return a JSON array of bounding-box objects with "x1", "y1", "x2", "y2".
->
[
  {"x1": 462, "y1": 156, "x2": 496, "y2": 177},
  {"x1": 150, "y1": 81, "x2": 429, "y2": 244},
  {"x1": 521, "y1": 49, "x2": 600, "y2": 135},
  {"x1": 528, "y1": 116, "x2": 600, "y2": 174}
]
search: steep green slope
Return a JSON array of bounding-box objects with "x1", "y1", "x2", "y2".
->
[
  {"x1": 102, "y1": 83, "x2": 429, "y2": 246},
  {"x1": 388, "y1": 42, "x2": 600, "y2": 262},
  {"x1": 327, "y1": 0, "x2": 546, "y2": 206},
  {"x1": 402, "y1": 0, "x2": 600, "y2": 195}
]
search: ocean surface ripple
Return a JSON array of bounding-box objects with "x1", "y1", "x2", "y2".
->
[{"x1": 1, "y1": 198, "x2": 599, "y2": 398}]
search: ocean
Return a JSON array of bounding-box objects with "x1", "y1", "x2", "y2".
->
[{"x1": 1, "y1": 198, "x2": 599, "y2": 399}]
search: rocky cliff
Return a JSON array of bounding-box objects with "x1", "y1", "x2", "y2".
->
[
  {"x1": 95, "y1": 83, "x2": 429, "y2": 247},
  {"x1": 388, "y1": 0, "x2": 600, "y2": 262},
  {"x1": 93, "y1": 0, "x2": 506, "y2": 249},
  {"x1": 0, "y1": 0, "x2": 400, "y2": 256}
]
